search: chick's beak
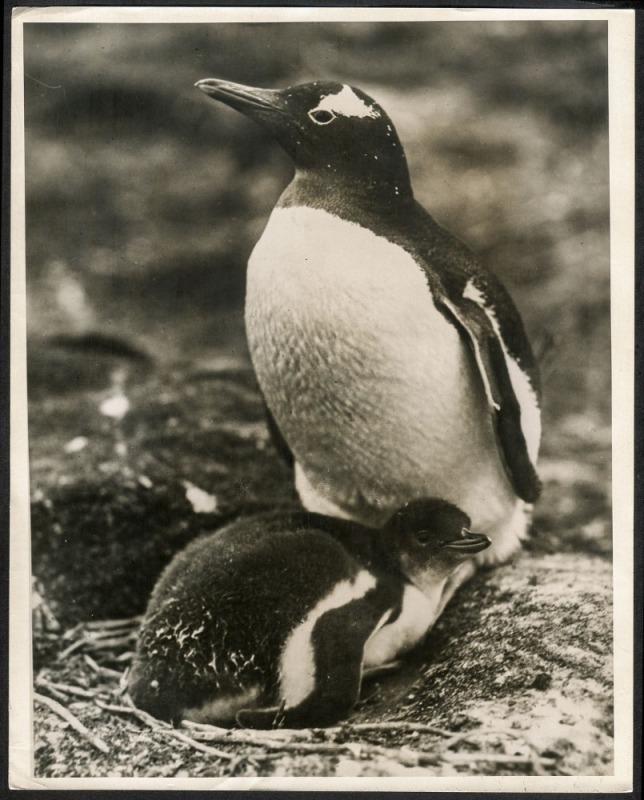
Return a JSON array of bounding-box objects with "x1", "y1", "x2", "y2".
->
[{"x1": 441, "y1": 530, "x2": 491, "y2": 555}]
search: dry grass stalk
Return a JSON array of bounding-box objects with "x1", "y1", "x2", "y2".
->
[
  {"x1": 339, "y1": 721, "x2": 454, "y2": 737},
  {"x1": 83, "y1": 653, "x2": 125, "y2": 679},
  {"x1": 34, "y1": 691, "x2": 110, "y2": 754},
  {"x1": 41, "y1": 680, "x2": 98, "y2": 699},
  {"x1": 443, "y1": 752, "x2": 556, "y2": 767},
  {"x1": 192, "y1": 728, "x2": 440, "y2": 767},
  {"x1": 95, "y1": 699, "x2": 234, "y2": 761},
  {"x1": 183, "y1": 717, "x2": 556, "y2": 774},
  {"x1": 84, "y1": 616, "x2": 142, "y2": 630},
  {"x1": 441, "y1": 726, "x2": 553, "y2": 775},
  {"x1": 34, "y1": 680, "x2": 68, "y2": 704}
]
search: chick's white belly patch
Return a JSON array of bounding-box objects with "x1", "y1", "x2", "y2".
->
[{"x1": 363, "y1": 583, "x2": 438, "y2": 667}]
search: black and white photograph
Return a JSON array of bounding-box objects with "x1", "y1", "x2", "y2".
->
[{"x1": 8, "y1": 6, "x2": 635, "y2": 791}]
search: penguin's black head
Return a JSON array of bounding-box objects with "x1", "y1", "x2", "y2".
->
[
  {"x1": 195, "y1": 78, "x2": 412, "y2": 199},
  {"x1": 382, "y1": 498, "x2": 491, "y2": 583}
]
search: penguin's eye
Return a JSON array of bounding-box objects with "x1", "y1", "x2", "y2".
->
[
  {"x1": 414, "y1": 530, "x2": 432, "y2": 546},
  {"x1": 308, "y1": 108, "x2": 336, "y2": 126}
]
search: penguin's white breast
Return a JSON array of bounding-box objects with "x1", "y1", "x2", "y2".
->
[{"x1": 246, "y1": 206, "x2": 507, "y2": 518}]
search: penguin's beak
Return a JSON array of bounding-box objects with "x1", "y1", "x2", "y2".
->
[
  {"x1": 196, "y1": 77, "x2": 299, "y2": 157},
  {"x1": 441, "y1": 530, "x2": 491, "y2": 555},
  {"x1": 195, "y1": 78, "x2": 290, "y2": 123}
]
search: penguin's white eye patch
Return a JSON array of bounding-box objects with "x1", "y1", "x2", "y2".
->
[
  {"x1": 311, "y1": 85, "x2": 380, "y2": 121},
  {"x1": 308, "y1": 108, "x2": 336, "y2": 125}
]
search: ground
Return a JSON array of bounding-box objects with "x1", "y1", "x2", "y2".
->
[
  {"x1": 28, "y1": 348, "x2": 612, "y2": 779},
  {"x1": 22, "y1": 20, "x2": 613, "y2": 780}
]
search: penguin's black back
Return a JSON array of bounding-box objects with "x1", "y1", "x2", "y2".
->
[{"x1": 409, "y1": 201, "x2": 540, "y2": 395}]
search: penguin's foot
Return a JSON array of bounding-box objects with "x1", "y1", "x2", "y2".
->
[
  {"x1": 236, "y1": 705, "x2": 285, "y2": 730},
  {"x1": 475, "y1": 500, "x2": 531, "y2": 566},
  {"x1": 237, "y1": 700, "x2": 346, "y2": 730},
  {"x1": 294, "y1": 463, "x2": 356, "y2": 520},
  {"x1": 294, "y1": 463, "x2": 391, "y2": 526}
]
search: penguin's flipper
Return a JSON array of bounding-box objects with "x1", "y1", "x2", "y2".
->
[
  {"x1": 440, "y1": 295, "x2": 541, "y2": 504},
  {"x1": 276, "y1": 594, "x2": 394, "y2": 729}
]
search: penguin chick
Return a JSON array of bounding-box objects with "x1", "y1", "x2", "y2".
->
[
  {"x1": 382, "y1": 498, "x2": 492, "y2": 597},
  {"x1": 128, "y1": 502, "x2": 489, "y2": 729},
  {"x1": 195, "y1": 78, "x2": 541, "y2": 590}
]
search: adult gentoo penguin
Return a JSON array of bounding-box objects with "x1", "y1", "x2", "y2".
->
[
  {"x1": 128, "y1": 501, "x2": 490, "y2": 728},
  {"x1": 195, "y1": 77, "x2": 541, "y2": 602}
]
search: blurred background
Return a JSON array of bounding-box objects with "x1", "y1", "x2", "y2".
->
[
  {"x1": 24, "y1": 20, "x2": 613, "y2": 622},
  {"x1": 24, "y1": 21, "x2": 609, "y2": 420}
]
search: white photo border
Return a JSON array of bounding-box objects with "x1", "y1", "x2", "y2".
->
[{"x1": 9, "y1": 5, "x2": 635, "y2": 792}]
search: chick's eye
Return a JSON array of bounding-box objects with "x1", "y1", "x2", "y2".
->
[
  {"x1": 309, "y1": 108, "x2": 336, "y2": 125},
  {"x1": 414, "y1": 530, "x2": 432, "y2": 546}
]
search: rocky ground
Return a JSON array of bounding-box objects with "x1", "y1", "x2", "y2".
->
[
  {"x1": 21, "y1": 19, "x2": 613, "y2": 782},
  {"x1": 27, "y1": 341, "x2": 613, "y2": 779}
]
